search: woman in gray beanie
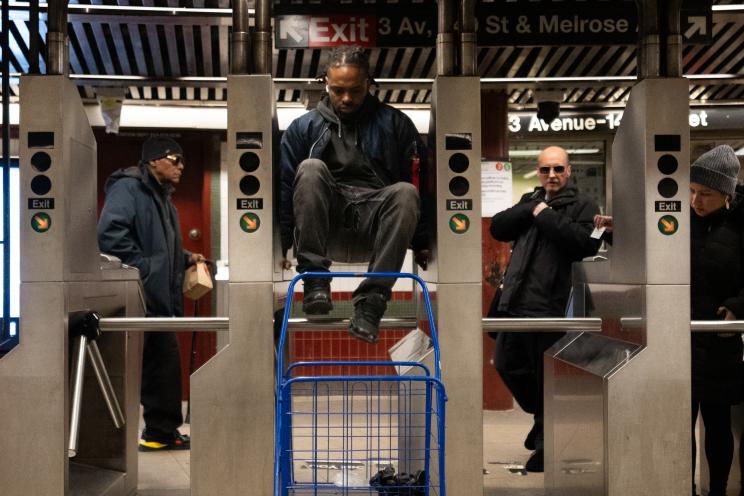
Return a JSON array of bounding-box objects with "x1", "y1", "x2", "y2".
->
[{"x1": 689, "y1": 144, "x2": 744, "y2": 496}]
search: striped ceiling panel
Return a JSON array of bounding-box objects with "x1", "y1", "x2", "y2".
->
[{"x1": 2, "y1": 0, "x2": 743, "y2": 108}]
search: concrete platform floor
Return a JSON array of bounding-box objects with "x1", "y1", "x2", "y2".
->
[{"x1": 137, "y1": 406, "x2": 545, "y2": 495}]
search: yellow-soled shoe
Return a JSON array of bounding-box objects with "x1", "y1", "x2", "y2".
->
[{"x1": 139, "y1": 432, "x2": 190, "y2": 452}]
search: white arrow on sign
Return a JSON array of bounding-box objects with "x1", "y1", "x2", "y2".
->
[
  {"x1": 684, "y1": 15, "x2": 707, "y2": 39},
  {"x1": 279, "y1": 17, "x2": 304, "y2": 43}
]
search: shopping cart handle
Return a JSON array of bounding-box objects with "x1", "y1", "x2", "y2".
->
[{"x1": 276, "y1": 271, "x2": 442, "y2": 382}]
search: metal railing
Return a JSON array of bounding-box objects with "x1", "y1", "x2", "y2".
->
[
  {"x1": 285, "y1": 317, "x2": 418, "y2": 330},
  {"x1": 482, "y1": 317, "x2": 602, "y2": 332},
  {"x1": 98, "y1": 316, "x2": 744, "y2": 334},
  {"x1": 97, "y1": 317, "x2": 417, "y2": 332},
  {"x1": 691, "y1": 321, "x2": 744, "y2": 333},
  {"x1": 99, "y1": 316, "x2": 229, "y2": 332}
]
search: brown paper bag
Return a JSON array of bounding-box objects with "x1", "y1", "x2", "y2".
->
[{"x1": 183, "y1": 261, "x2": 213, "y2": 300}]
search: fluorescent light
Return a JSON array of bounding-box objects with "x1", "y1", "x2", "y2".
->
[
  {"x1": 713, "y1": 5, "x2": 744, "y2": 11},
  {"x1": 72, "y1": 74, "x2": 149, "y2": 81},
  {"x1": 569, "y1": 148, "x2": 601, "y2": 154},
  {"x1": 0, "y1": 103, "x2": 20, "y2": 125},
  {"x1": 736, "y1": 147, "x2": 744, "y2": 157},
  {"x1": 509, "y1": 148, "x2": 600, "y2": 158},
  {"x1": 9, "y1": 2, "x2": 237, "y2": 15},
  {"x1": 481, "y1": 76, "x2": 636, "y2": 83},
  {"x1": 3, "y1": 101, "x2": 431, "y2": 132},
  {"x1": 687, "y1": 74, "x2": 738, "y2": 80},
  {"x1": 509, "y1": 150, "x2": 542, "y2": 157},
  {"x1": 523, "y1": 170, "x2": 538, "y2": 179}
]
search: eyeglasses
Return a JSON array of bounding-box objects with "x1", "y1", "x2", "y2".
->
[
  {"x1": 537, "y1": 165, "x2": 566, "y2": 175},
  {"x1": 164, "y1": 154, "x2": 184, "y2": 167}
]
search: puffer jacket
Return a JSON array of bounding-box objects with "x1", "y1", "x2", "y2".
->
[
  {"x1": 691, "y1": 185, "x2": 744, "y2": 403},
  {"x1": 490, "y1": 186, "x2": 601, "y2": 317},
  {"x1": 98, "y1": 164, "x2": 190, "y2": 317},
  {"x1": 279, "y1": 94, "x2": 427, "y2": 256}
]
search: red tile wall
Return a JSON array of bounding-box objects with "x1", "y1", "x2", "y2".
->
[{"x1": 288, "y1": 291, "x2": 419, "y2": 376}]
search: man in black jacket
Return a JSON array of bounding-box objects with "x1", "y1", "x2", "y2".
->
[
  {"x1": 98, "y1": 136, "x2": 205, "y2": 451},
  {"x1": 490, "y1": 145, "x2": 600, "y2": 472},
  {"x1": 280, "y1": 46, "x2": 428, "y2": 344}
]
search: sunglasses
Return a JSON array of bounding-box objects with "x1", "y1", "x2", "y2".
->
[
  {"x1": 164, "y1": 154, "x2": 184, "y2": 166},
  {"x1": 537, "y1": 165, "x2": 566, "y2": 175}
]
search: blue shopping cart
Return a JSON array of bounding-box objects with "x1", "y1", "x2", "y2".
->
[{"x1": 274, "y1": 272, "x2": 447, "y2": 496}]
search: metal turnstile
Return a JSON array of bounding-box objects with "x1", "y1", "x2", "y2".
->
[
  {"x1": 189, "y1": 74, "x2": 278, "y2": 495},
  {"x1": 0, "y1": 75, "x2": 145, "y2": 496},
  {"x1": 423, "y1": 75, "x2": 483, "y2": 496},
  {"x1": 544, "y1": 78, "x2": 691, "y2": 496}
]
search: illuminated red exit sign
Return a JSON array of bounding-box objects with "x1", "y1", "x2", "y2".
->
[
  {"x1": 307, "y1": 15, "x2": 377, "y2": 47},
  {"x1": 277, "y1": 15, "x2": 377, "y2": 48},
  {"x1": 275, "y1": 12, "x2": 433, "y2": 48}
]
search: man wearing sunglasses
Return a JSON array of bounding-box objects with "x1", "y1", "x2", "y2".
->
[
  {"x1": 98, "y1": 136, "x2": 205, "y2": 451},
  {"x1": 488, "y1": 145, "x2": 601, "y2": 472}
]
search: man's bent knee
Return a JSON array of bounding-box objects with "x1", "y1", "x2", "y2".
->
[
  {"x1": 387, "y1": 182, "x2": 420, "y2": 209},
  {"x1": 295, "y1": 158, "x2": 331, "y2": 183}
]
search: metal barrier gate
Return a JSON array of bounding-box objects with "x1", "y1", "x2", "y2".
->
[
  {"x1": 543, "y1": 78, "x2": 692, "y2": 496},
  {"x1": 0, "y1": 75, "x2": 146, "y2": 496},
  {"x1": 423, "y1": 75, "x2": 484, "y2": 496},
  {"x1": 189, "y1": 74, "x2": 278, "y2": 495}
]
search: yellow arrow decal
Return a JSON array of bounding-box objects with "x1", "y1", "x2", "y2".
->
[{"x1": 35, "y1": 216, "x2": 49, "y2": 230}]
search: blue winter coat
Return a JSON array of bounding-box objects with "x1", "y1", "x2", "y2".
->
[
  {"x1": 98, "y1": 164, "x2": 190, "y2": 317},
  {"x1": 279, "y1": 94, "x2": 428, "y2": 256}
]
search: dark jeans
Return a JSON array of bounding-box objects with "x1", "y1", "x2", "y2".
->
[
  {"x1": 691, "y1": 400, "x2": 733, "y2": 495},
  {"x1": 141, "y1": 331, "x2": 183, "y2": 443},
  {"x1": 293, "y1": 158, "x2": 420, "y2": 297},
  {"x1": 494, "y1": 330, "x2": 565, "y2": 451}
]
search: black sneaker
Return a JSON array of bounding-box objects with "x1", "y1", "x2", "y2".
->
[
  {"x1": 302, "y1": 276, "x2": 333, "y2": 315},
  {"x1": 349, "y1": 292, "x2": 387, "y2": 344},
  {"x1": 139, "y1": 431, "x2": 190, "y2": 452},
  {"x1": 525, "y1": 449, "x2": 543, "y2": 473}
]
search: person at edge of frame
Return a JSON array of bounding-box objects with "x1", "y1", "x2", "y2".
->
[
  {"x1": 488, "y1": 145, "x2": 601, "y2": 473},
  {"x1": 595, "y1": 144, "x2": 744, "y2": 496},
  {"x1": 279, "y1": 46, "x2": 430, "y2": 345},
  {"x1": 98, "y1": 136, "x2": 207, "y2": 452}
]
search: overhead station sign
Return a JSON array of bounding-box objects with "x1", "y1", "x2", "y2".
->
[
  {"x1": 274, "y1": 4, "x2": 436, "y2": 48},
  {"x1": 274, "y1": 0, "x2": 711, "y2": 48},
  {"x1": 476, "y1": 0, "x2": 711, "y2": 45},
  {"x1": 475, "y1": 3, "x2": 636, "y2": 45}
]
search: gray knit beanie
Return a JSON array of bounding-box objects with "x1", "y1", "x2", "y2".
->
[{"x1": 690, "y1": 144, "x2": 740, "y2": 197}]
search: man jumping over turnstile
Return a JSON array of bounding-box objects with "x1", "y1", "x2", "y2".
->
[
  {"x1": 488, "y1": 145, "x2": 601, "y2": 472},
  {"x1": 98, "y1": 136, "x2": 206, "y2": 451},
  {"x1": 280, "y1": 46, "x2": 429, "y2": 344}
]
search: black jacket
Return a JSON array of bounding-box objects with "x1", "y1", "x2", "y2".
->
[
  {"x1": 279, "y1": 94, "x2": 427, "y2": 255},
  {"x1": 98, "y1": 164, "x2": 190, "y2": 317},
  {"x1": 691, "y1": 186, "x2": 744, "y2": 403},
  {"x1": 490, "y1": 186, "x2": 600, "y2": 317}
]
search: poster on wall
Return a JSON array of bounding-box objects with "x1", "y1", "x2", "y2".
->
[{"x1": 482, "y1": 161, "x2": 513, "y2": 217}]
